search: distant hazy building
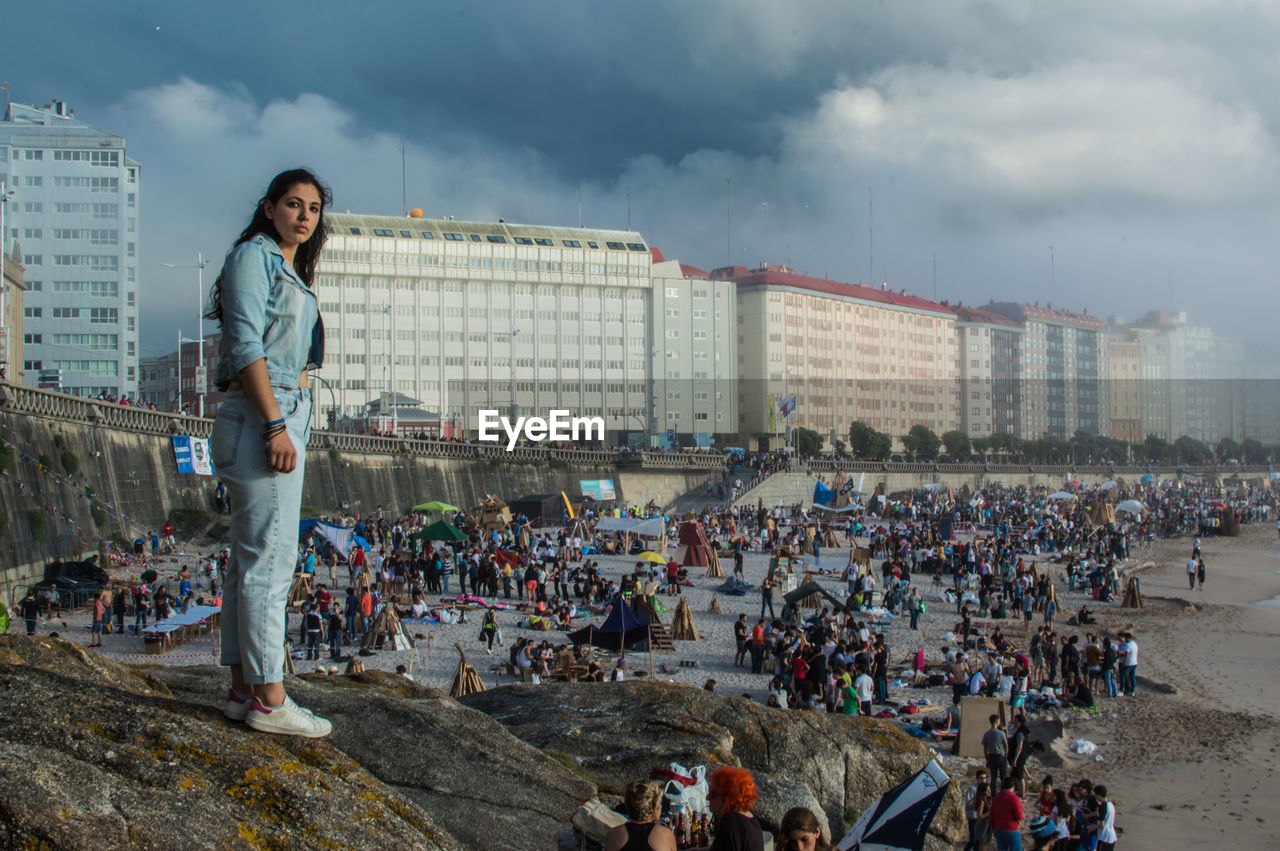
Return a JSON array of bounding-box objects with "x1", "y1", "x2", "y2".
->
[
  {"x1": 649, "y1": 252, "x2": 737, "y2": 448},
  {"x1": 1, "y1": 242, "x2": 25, "y2": 382},
  {"x1": 313, "y1": 213, "x2": 652, "y2": 441},
  {"x1": 986, "y1": 303, "x2": 1107, "y2": 440},
  {"x1": 1, "y1": 99, "x2": 140, "y2": 397},
  {"x1": 718, "y1": 265, "x2": 958, "y2": 451},
  {"x1": 1128, "y1": 311, "x2": 1220, "y2": 444},
  {"x1": 1105, "y1": 328, "x2": 1142, "y2": 445},
  {"x1": 952, "y1": 304, "x2": 1023, "y2": 439}
]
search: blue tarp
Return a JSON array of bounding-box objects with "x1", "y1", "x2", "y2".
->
[{"x1": 813, "y1": 481, "x2": 834, "y2": 506}]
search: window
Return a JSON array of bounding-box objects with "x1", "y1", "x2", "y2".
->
[
  {"x1": 24, "y1": 149, "x2": 43, "y2": 160},
  {"x1": 23, "y1": 334, "x2": 41, "y2": 344},
  {"x1": 486, "y1": 235, "x2": 506, "y2": 243},
  {"x1": 514, "y1": 237, "x2": 533, "y2": 245},
  {"x1": 469, "y1": 234, "x2": 482, "y2": 242},
  {"x1": 372, "y1": 228, "x2": 394, "y2": 237},
  {"x1": 443, "y1": 232, "x2": 464, "y2": 241},
  {"x1": 535, "y1": 238, "x2": 554, "y2": 246},
  {"x1": 606, "y1": 241, "x2": 625, "y2": 250},
  {"x1": 587, "y1": 242, "x2": 599, "y2": 249},
  {"x1": 24, "y1": 307, "x2": 41, "y2": 318},
  {"x1": 563, "y1": 239, "x2": 581, "y2": 248}
]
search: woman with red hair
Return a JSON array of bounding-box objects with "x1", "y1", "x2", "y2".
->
[{"x1": 708, "y1": 766, "x2": 764, "y2": 850}]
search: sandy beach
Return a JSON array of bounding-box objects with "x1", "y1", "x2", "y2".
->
[{"x1": 30, "y1": 518, "x2": 1280, "y2": 848}]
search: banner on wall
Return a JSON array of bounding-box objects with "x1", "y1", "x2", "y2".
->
[
  {"x1": 172, "y1": 436, "x2": 216, "y2": 476},
  {"x1": 579, "y1": 479, "x2": 617, "y2": 501}
]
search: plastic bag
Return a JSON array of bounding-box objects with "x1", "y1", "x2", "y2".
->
[
  {"x1": 661, "y1": 763, "x2": 709, "y2": 815},
  {"x1": 1069, "y1": 737, "x2": 1097, "y2": 756}
]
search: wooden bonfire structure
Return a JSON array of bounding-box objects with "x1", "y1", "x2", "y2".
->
[
  {"x1": 362, "y1": 604, "x2": 415, "y2": 651},
  {"x1": 287, "y1": 572, "x2": 314, "y2": 608},
  {"x1": 670, "y1": 596, "x2": 700, "y2": 641},
  {"x1": 708, "y1": 592, "x2": 723, "y2": 614},
  {"x1": 450, "y1": 642, "x2": 487, "y2": 698}
]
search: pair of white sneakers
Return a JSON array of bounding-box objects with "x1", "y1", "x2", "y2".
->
[{"x1": 223, "y1": 688, "x2": 332, "y2": 738}]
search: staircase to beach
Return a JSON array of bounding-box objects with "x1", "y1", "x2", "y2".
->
[{"x1": 731, "y1": 468, "x2": 819, "y2": 508}]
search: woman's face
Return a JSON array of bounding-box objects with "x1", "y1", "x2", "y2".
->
[
  {"x1": 264, "y1": 182, "x2": 323, "y2": 248},
  {"x1": 708, "y1": 788, "x2": 725, "y2": 815},
  {"x1": 785, "y1": 829, "x2": 820, "y2": 851}
]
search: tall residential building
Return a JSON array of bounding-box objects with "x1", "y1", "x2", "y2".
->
[
  {"x1": 1128, "y1": 310, "x2": 1246, "y2": 445},
  {"x1": 312, "y1": 213, "x2": 652, "y2": 441},
  {"x1": 1105, "y1": 328, "x2": 1142, "y2": 444},
  {"x1": 986, "y1": 303, "x2": 1107, "y2": 440},
  {"x1": 951, "y1": 305, "x2": 1023, "y2": 438},
  {"x1": 0, "y1": 99, "x2": 140, "y2": 397},
  {"x1": 718, "y1": 265, "x2": 958, "y2": 451},
  {"x1": 649, "y1": 252, "x2": 737, "y2": 448}
]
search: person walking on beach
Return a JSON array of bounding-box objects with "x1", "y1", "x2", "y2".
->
[
  {"x1": 760, "y1": 573, "x2": 776, "y2": 619},
  {"x1": 981, "y1": 714, "x2": 1009, "y2": 789},
  {"x1": 1118, "y1": 632, "x2": 1138, "y2": 697},
  {"x1": 1197, "y1": 557, "x2": 1206, "y2": 591},
  {"x1": 1094, "y1": 785, "x2": 1117, "y2": 851},
  {"x1": 988, "y1": 781, "x2": 1023, "y2": 851},
  {"x1": 733, "y1": 613, "x2": 749, "y2": 668},
  {"x1": 209, "y1": 168, "x2": 333, "y2": 738},
  {"x1": 1186, "y1": 556, "x2": 1198, "y2": 590}
]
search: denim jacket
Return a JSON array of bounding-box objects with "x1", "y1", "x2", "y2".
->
[{"x1": 213, "y1": 234, "x2": 324, "y2": 390}]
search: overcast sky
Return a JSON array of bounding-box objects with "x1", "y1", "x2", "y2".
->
[{"x1": 8, "y1": 0, "x2": 1279, "y2": 356}]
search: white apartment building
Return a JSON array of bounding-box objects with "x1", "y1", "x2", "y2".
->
[
  {"x1": 649, "y1": 254, "x2": 737, "y2": 448},
  {"x1": 0, "y1": 99, "x2": 139, "y2": 397},
  {"x1": 313, "y1": 213, "x2": 652, "y2": 440}
]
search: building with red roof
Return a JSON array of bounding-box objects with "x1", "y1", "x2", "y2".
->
[{"x1": 712, "y1": 265, "x2": 959, "y2": 450}]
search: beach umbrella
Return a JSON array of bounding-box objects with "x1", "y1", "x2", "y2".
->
[
  {"x1": 1046, "y1": 491, "x2": 1076, "y2": 501},
  {"x1": 636, "y1": 551, "x2": 667, "y2": 565},
  {"x1": 412, "y1": 501, "x2": 459, "y2": 514},
  {"x1": 835, "y1": 759, "x2": 952, "y2": 851},
  {"x1": 1115, "y1": 500, "x2": 1145, "y2": 516},
  {"x1": 1099, "y1": 480, "x2": 1118, "y2": 491},
  {"x1": 413, "y1": 521, "x2": 468, "y2": 543}
]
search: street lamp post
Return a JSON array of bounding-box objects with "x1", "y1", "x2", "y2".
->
[
  {"x1": 162, "y1": 253, "x2": 209, "y2": 416},
  {"x1": 312, "y1": 372, "x2": 339, "y2": 432}
]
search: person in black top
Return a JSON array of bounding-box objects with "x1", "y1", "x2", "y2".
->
[
  {"x1": 19, "y1": 593, "x2": 41, "y2": 635},
  {"x1": 603, "y1": 779, "x2": 676, "y2": 851},
  {"x1": 708, "y1": 766, "x2": 764, "y2": 851}
]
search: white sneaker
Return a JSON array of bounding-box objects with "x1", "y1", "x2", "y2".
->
[
  {"x1": 245, "y1": 695, "x2": 333, "y2": 738},
  {"x1": 223, "y1": 688, "x2": 254, "y2": 722}
]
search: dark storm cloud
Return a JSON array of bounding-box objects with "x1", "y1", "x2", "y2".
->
[{"x1": 7, "y1": 1, "x2": 1280, "y2": 354}]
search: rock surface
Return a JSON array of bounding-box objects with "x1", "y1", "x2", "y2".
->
[
  {"x1": 0, "y1": 637, "x2": 962, "y2": 849},
  {"x1": 461, "y1": 680, "x2": 964, "y2": 846},
  {"x1": 0, "y1": 636, "x2": 591, "y2": 850}
]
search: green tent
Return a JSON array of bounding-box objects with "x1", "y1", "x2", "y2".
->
[
  {"x1": 412, "y1": 521, "x2": 468, "y2": 543},
  {"x1": 412, "y1": 501, "x2": 460, "y2": 514}
]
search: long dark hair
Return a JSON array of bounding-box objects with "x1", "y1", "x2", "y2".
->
[{"x1": 205, "y1": 168, "x2": 333, "y2": 324}]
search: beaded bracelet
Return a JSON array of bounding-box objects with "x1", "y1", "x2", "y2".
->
[{"x1": 263, "y1": 424, "x2": 288, "y2": 442}]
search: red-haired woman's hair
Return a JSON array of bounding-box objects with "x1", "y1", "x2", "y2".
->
[{"x1": 710, "y1": 766, "x2": 758, "y2": 814}]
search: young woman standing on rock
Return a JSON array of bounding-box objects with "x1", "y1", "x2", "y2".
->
[{"x1": 207, "y1": 168, "x2": 332, "y2": 738}]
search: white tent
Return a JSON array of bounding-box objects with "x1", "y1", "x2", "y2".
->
[
  {"x1": 593, "y1": 516, "x2": 666, "y2": 536},
  {"x1": 1047, "y1": 491, "x2": 1076, "y2": 501},
  {"x1": 1116, "y1": 499, "x2": 1146, "y2": 516}
]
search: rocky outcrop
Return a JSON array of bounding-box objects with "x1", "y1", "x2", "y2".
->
[
  {"x1": 0, "y1": 637, "x2": 962, "y2": 849},
  {"x1": 0, "y1": 636, "x2": 591, "y2": 850},
  {"x1": 461, "y1": 680, "x2": 964, "y2": 846}
]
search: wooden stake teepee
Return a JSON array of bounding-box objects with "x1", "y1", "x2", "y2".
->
[
  {"x1": 1122, "y1": 575, "x2": 1143, "y2": 608},
  {"x1": 287, "y1": 572, "x2": 314, "y2": 608},
  {"x1": 670, "y1": 596, "x2": 700, "y2": 641},
  {"x1": 708, "y1": 593, "x2": 723, "y2": 614},
  {"x1": 703, "y1": 549, "x2": 724, "y2": 579},
  {"x1": 450, "y1": 642, "x2": 487, "y2": 698},
  {"x1": 362, "y1": 605, "x2": 415, "y2": 651}
]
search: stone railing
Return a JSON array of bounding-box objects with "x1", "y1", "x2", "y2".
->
[
  {"x1": 0, "y1": 382, "x2": 211, "y2": 438},
  {"x1": 805, "y1": 457, "x2": 1268, "y2": 477}
]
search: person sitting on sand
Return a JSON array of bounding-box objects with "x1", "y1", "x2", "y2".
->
[
  {"x1": 1062, "y1": 672, "x2": 1095, "y2": 709},
  {"x1": 1077, "y1": 605, "x2": 1096, "y2": 625}
]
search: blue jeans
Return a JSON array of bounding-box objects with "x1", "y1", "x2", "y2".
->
[
  {"x1": 1103, "y1": 668, "x2": 1118, "y2": 697},
  {"x1": 760, "y1": 596, "x2": 775, "y2": 619},
  {"x1": 1121, "y1": 664, "x2": 1137, "y2": 696},
  {"x1": 329, "y1": 627, "x2": 345, "y2": 660},
  {"x1": 212, "y1": 387, "x2": 312, "y2": 686},
  {"x1": 994, "y1": 828, "x2": 1023, "y2": 850}
]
